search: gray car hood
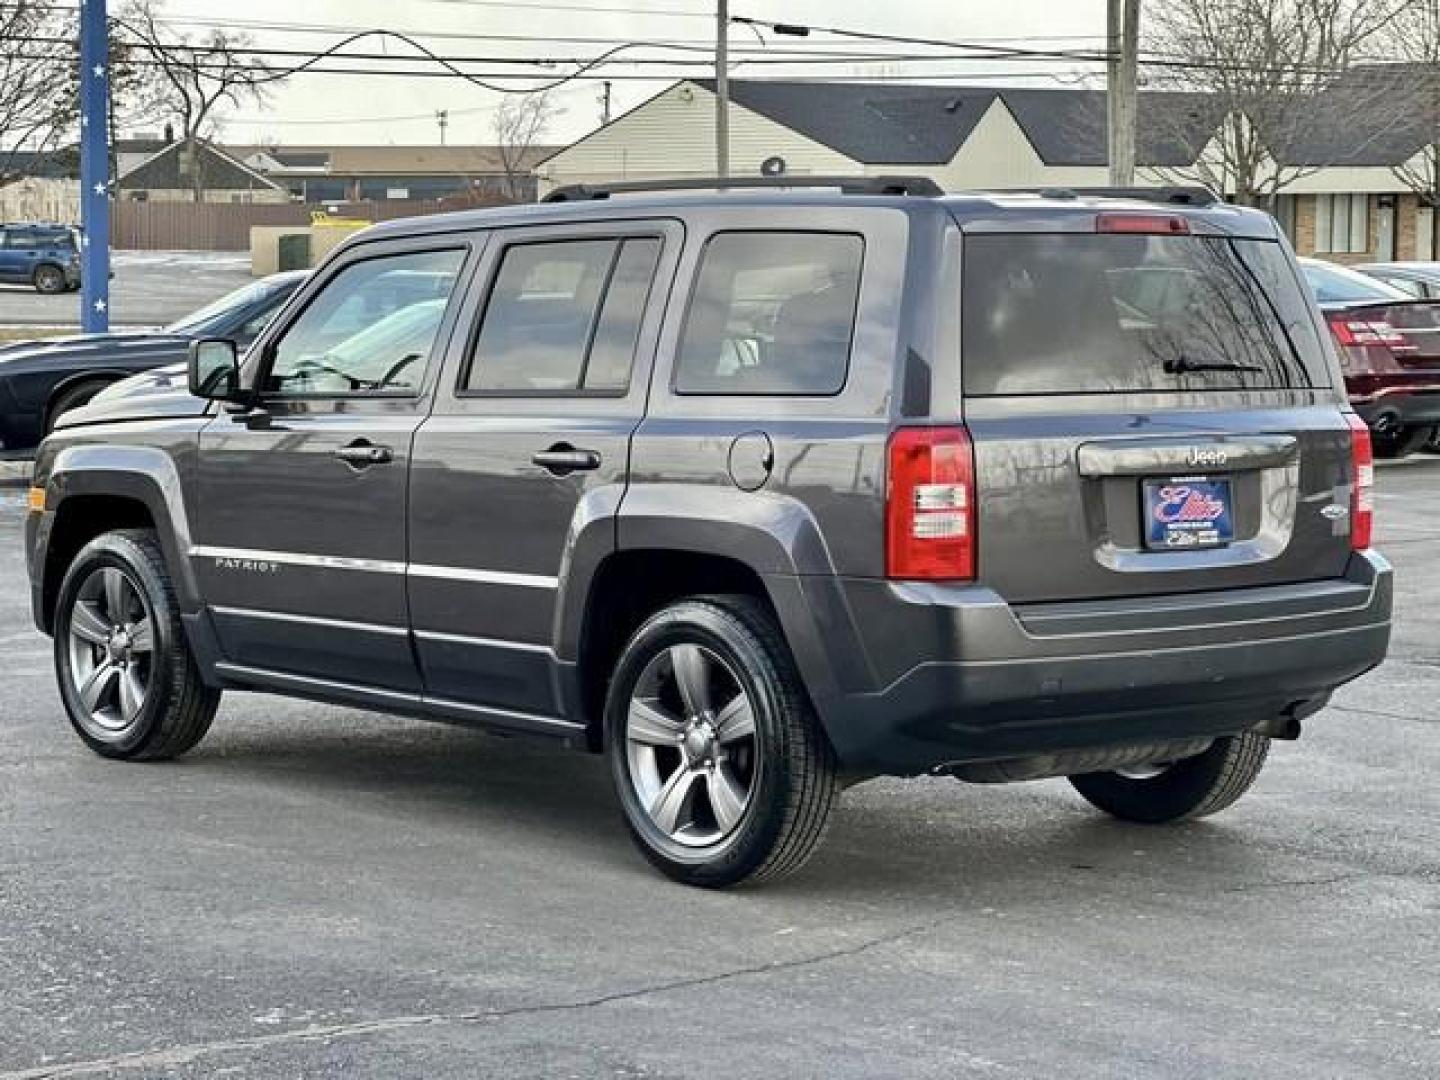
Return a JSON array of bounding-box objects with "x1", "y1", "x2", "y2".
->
[{"x1": 57, "y1": 361, "x2": 210, "y2": 429}]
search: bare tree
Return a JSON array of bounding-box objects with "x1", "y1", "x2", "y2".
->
[
  {"x1": 492, "y1": 92, "x2": 559, "y2": 202},
  {"x1": 0, "y1": 2, "x2": 76, "y2": 182},
  {"x1": 1377, "y1": 2, "x2": 1440, "y2": 253},
  {"x1": 120, "y1": 0, "x2": 270, "y2": 202},
  {"x1": 1144, "y1": 0, "x2": 1407, "y2": 205}
]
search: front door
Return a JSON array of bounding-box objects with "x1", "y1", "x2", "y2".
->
[
  {"x1": 193, "y1": 241, "x2": 474, "y2": 693},
  {"x1": 408, "y1": 220, "x2": 679, "y2": 719}
]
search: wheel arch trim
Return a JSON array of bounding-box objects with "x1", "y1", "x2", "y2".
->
[{"x1": 40, "y1": 444, "x2": 200, "y2": 617}]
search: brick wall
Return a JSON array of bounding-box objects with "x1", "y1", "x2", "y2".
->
[{"x1": 1295, "y1": 194, "x2": 1317, "y2": 255}]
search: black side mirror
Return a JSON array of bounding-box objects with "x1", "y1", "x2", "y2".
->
[{"x1": 188, "y1": 338, "x2": 245, "y2": 404}]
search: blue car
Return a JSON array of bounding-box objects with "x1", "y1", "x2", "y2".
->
[{"x1": 0, "y1": 223, "x2": 82, "y2": 294}]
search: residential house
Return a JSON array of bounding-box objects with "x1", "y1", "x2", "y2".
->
[
  {"x1": 231, "y1": 144, "x2": 561, "y2": 203},
  {"x1": 115, "y1": 139, "x2": 290, "y2": 204}
]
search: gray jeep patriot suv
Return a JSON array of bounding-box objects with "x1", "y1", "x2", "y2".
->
[{"x1": 24, "y1": 178, "x2": 1392, "y2": 887}]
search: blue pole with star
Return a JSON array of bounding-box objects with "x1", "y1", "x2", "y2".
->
[{"x1": 80, "y1": 0, "x2": 110, "y2": 332}]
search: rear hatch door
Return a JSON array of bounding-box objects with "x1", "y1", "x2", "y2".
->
[{"x1": 958, "y1": 217, "x2": 1357, "y2": 603}]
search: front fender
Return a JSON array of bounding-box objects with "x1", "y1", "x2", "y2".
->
[{"x1": 41, "y1": 443, "x2": 201, "y2": 613}]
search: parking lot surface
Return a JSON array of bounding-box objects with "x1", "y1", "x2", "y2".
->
[
  {"x1": 1, "y1": 460, "x2": 1437, "y2": 1079},
  {"x1": 0, "y1": 252, "x2": 252, "y2": 329}
]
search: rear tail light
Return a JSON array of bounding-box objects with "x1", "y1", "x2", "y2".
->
[
  {"x1": 886, "y1": 426, "x2": 976, "y2": 580},
  {"x1": 1344, "y1": 413, "x2": 1374, "y2": 551},
  {"x1": 1326, "y1": 314, "x2": 1415, "y2": 353},
  {"x1": 1095, "y1": 212, "x2": 1190, "y2": 235}
]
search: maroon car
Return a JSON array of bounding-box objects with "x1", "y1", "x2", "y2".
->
[{"x1": 1301, "y1": 258, "x2": 1440, "y2": 457}]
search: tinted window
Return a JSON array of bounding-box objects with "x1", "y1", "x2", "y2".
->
[
  {"x1": 6, "y1": 228, "x2": 73, "y2": 251},
  {"x1": 263, "y1": 249, "x2": 464, "y2": 395},
  {"x1": 962, "y1": 235, "x2": 1330, "y2": 395},
  {"x1": 466, "y1": 237, "x2": 660, "y2": 393},
  {"x1": 675, "y1": 232, "x2": 863, "y2": 395},
  {"x1": 1301, "y1": 261, "x2": 1409, "y2": 304},
  {"x1": 168, "y1": 277, "x2": 298, "y2": 335},
  {"x1": 1377, "y1": 274, "x2": 1426, "y2": 298}
]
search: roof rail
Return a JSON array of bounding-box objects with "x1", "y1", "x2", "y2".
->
[
  {"x1": 542, "y1": 174, "x2": 944, "y2": 203},
  {"x1": 997, "y1": 185, "x2": 1220, "y2": 207}
]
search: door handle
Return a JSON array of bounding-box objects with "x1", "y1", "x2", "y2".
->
[
  {"x1": 532, "y1": 445, "x2": 601, "y2": 475},
  {"x1": 335, "y1": 442, "x2": 394, "y2": 467}
]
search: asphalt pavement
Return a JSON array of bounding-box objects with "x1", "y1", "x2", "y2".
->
[
  {"x1": 0, "y1": 252, "x2": 253, "y2": 329},
  {"x1": 1, "y1": 460, "x2": 1437, "y2": 1079}
]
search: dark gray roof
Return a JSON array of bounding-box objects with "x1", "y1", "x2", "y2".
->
[
  {"x1": 0, "y1": 148, "x2": 78, "y2": 180},
  {"x1": 270, "y1": 151, "x2": 329, "y2": 169},
  {"x1": 1000, "y1": 88, "x2": 1220, "y2": 167},
  {"x1": 689, "y1": 77, "x2": 1429, "y2": 169},
  {"x1": 117, "y1": 141, "x2": 285, "y2": 192},
  {"x1": 693, "y1": 80, "x2": 1219, "y2": 167},
  {"x1": 1263, "y1": 64, "x2": 1439, "y2": 167},
  {"x1": 697, "y1": 81, "x2": 995, "y2": 164}
]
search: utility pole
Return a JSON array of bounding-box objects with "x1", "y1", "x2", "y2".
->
[
  {"x1": 1106, "y1": 0, "x2": 1140, "y2": 187},
  {"x1": 436, "y1": 109, "x2": 449, "y2": 146},
  {"x1": 80, "y1": 0, "x2": 110, "y2": 333},
  {"x1": 715, "y1": 0, "x2": 729, "y2": 177}
]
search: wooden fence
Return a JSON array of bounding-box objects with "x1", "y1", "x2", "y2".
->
[{"x1": 110, "y1": 196, "x2": 515, "y2": 251}]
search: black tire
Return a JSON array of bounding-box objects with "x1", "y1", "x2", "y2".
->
[
  {"x1": 1068, "y1": 733, "x2": 1269, "y2": 824},
  {"x1": 46, "y1": 380, "x2": 110, "y2": 434},
  {"x1": 53, "y1": 529, "x2": 221, "y2": 761},
  {"x1": 33, "y1": 263, "x2": 66, "y2": 295},
  {"x1": 1371, "y1": 424, "x2": 1434, "y2": 460},
  {"x1": 1422, "y1": 427, "x2": 1440, "y2": 455},
  {"x1": 605, "y1": 595, "x2": 838, "y2": 888}
]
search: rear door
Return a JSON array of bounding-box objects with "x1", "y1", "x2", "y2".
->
[
  {"x1": 958, "y1": 219, "x2": 1357, "y2": 603},
  {"x1": 407, "y1": 219, "x2": 679, "y2": 718}
]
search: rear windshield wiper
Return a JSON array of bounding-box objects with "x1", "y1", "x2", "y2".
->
[{"x1": 1162, "y1": 356, "x2": 1264, "y2": 375}]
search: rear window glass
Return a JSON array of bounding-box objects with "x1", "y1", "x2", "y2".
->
[
  {"x1": 675, "y1": 232, "x2": 862, "y2": 395},
  {"x1": 962, "y1": 235, "x2": 1331, "y2": 395}
]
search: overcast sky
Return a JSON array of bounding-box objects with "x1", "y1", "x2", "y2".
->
[{"x1": 148, "y1": 0, "x2": 1109, "y2": 147}]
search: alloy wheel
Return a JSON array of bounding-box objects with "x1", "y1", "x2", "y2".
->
[
  {"x1": 66, "y1": 566, "x2": 154, "y2": 738},
  {"x1": 624, "y1": 643, "x2": 759, "y2": 848}
]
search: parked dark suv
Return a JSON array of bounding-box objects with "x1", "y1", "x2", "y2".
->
[
  {"x1": 24, "y1": 179, "x2": 1392, "y2": 887},
  {"x1": 0, "y1": 223, "x2": 81, "y2": 293}
]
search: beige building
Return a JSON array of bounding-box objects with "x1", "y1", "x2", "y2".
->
[{"x1": 538, "y1": 79, "x2": 1440, "y2": 264}]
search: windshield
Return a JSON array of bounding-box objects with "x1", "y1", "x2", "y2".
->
[
  {"x1": 1301, "y1": 261, "x2": 1412, "y2": 304},
  {"x1": 167, "y1": 279, "x2": 284, "y2": 334},
  {"x1": 962, "y1": 234, "x2": 1331, "y2": 395}
]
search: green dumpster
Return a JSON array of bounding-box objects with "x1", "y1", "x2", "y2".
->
[{"x1": 277, "y1": 232, "x2": 311, "y2": 272}]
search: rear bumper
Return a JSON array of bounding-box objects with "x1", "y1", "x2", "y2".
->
[
  {"x1": 1349, "y1": 378, "x2": 1440, "y2": 427},
  {"x1": 800, "y1": 551, "x2": 1392, "y2": 775}
]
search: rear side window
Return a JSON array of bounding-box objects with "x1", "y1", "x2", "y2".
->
[
  {"x1": 675, "y1": 232, "x2": 863, "y2": 395},
  {"x1": 466, "y1": 237, "x2": 661, "y2": 393},
  {"x1": 962, "y1": 235, "x2": 1331, "y2": 395}
]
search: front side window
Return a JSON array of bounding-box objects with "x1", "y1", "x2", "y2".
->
[
  {"x1": 465, "y1": 237, "x2": 661, "y2": 393},
  {"x1": 262, "y1": 249, "x2": 465, "y2": 396},
  {"x1": 675, "y1": 232, "x2": 863, "y2": 395}
]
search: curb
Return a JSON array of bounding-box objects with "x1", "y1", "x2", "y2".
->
[{"x1": 0, "y1": 459, "x2": 33, "y2": 488}]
